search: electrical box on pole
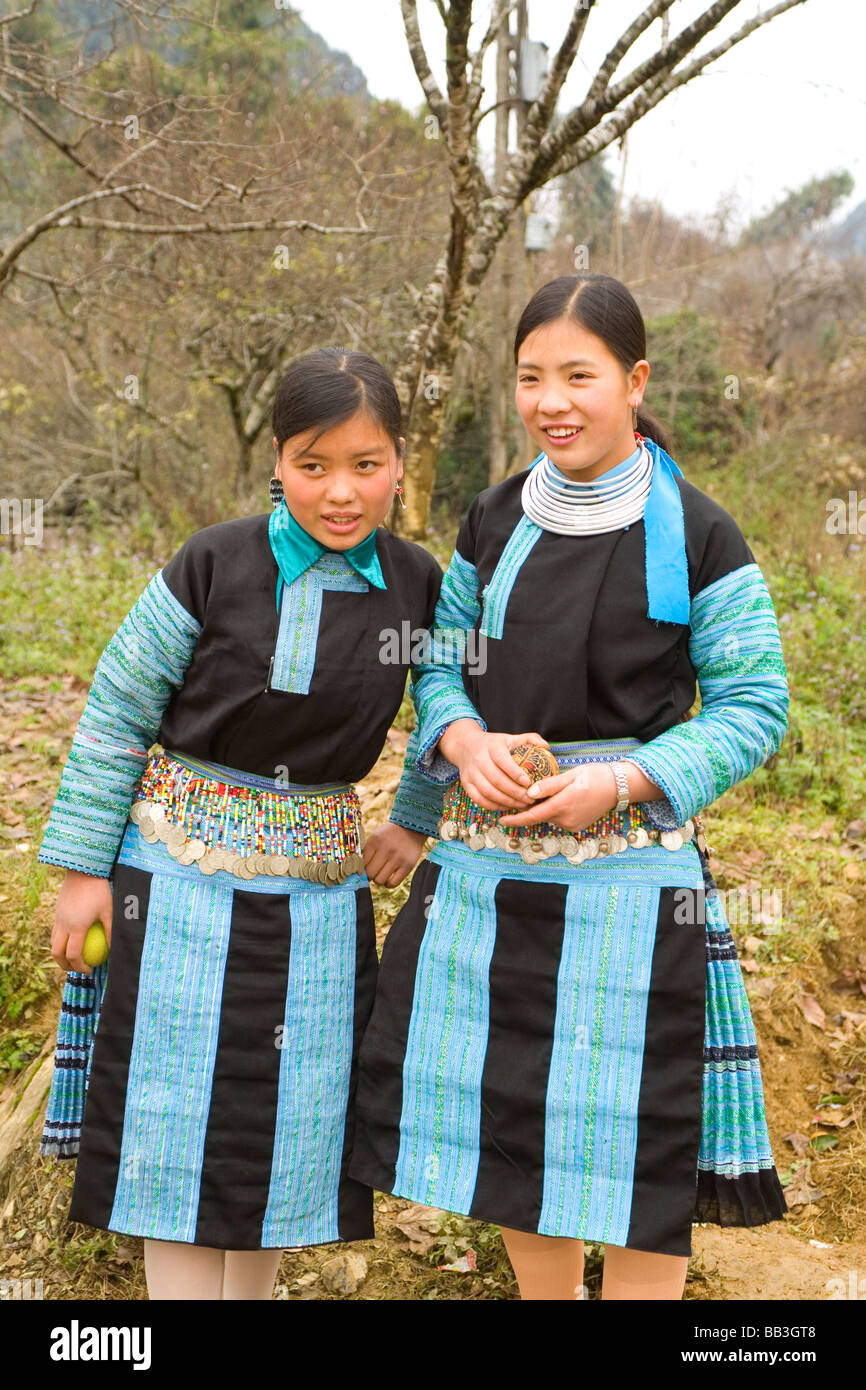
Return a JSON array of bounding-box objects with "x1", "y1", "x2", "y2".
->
[
  {"x1": 518, "y1": 38, "x2": 548, "y2": 102},
  {"x1": 525, "y1": 211, "x2": 554, "y2": 251}
]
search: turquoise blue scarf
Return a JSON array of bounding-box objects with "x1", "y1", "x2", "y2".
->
[
  {"x1": 641, "y1": 437, "x2": 689, "y2": 625},
  {"x1": 268, "y1": 500, "x2": 386, "y2": 610}
]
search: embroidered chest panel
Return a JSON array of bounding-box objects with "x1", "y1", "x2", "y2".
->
[{"x1": 271, "y1": 553, "x2": 369, "y2": 694}]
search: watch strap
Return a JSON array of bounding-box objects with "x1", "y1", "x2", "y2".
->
[{"x1": 611, "y1": 762, "x2": 630, "y2": 814}]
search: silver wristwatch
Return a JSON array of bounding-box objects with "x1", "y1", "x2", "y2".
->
[{"x1": 610, "y1": 762, "x2": 630, "y2": 814}]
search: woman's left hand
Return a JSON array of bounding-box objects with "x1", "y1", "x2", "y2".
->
[
  {"x1": 363, "y1": 823, "x2": 428, "y2": 887},
  {"x1": 498, "y1": 763, "x2": 617, "y2": 833}
]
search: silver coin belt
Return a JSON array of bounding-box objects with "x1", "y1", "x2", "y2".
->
[
  {"x1": 438, "y1": 783, "x2": 706, "y2": 866},
  {"x1": 128, "y1": 751, "x2": 366, "y2": 884}
]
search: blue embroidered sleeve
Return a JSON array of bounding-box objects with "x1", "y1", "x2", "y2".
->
[
  {"x1": 37, "y1": 570, "x2": 202, "y2": 878},
  {"x1": 388, "y1": 721, "x2": 446, "y2": 836},
  {"x1": 411, "y1": 548, "x2": 487, "y2": 786},
  {"x1": 624, "y1": 563, "x2": 789, "y2": 825}
]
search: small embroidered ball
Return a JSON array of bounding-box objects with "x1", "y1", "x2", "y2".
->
[{"x1": 509, "y1": 743, "x2": 559, "y2": 783}]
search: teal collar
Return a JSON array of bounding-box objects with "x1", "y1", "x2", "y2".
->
[{"x1": 268, "y1": 500, "x2": 386, "y2": 610}]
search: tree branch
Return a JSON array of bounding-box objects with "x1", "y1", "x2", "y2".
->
[
  {"x1": 400, "y1": 0, "x2": 449, "y2": 132},
  {"x1": 606, "y1": 0, "x2": 750, "y2": 107},
  {"x1": 522, "y1": 0, "x2": 595, "y2": 147},
  {"x1": 584, "y1": 0, "x2": 678, "y2": 105},
  {"x1": 52, "y1": 215, "x2": 390, "y2": 235},
  {"x1": 534, "y1": 0, "x2": 742, "y2": 174},
  {"x1": 525, "y1": 0, "x2": 809, "y2": 195},
  {"x1": 467, "y1": 0, "x2": 513, "y2": 125},
  {"x1": 0, "y1": 181, "x2": 383, "y2": 292},
  {"x1": 0, "y1": 0, "x2": 40, "y2": 28},
  {"x1": 42, "y1": 469, "x2": 137, "y2": 512}
]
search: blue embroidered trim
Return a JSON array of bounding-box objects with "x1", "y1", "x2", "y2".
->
[
  {"x1": 479, "y1": 514, "x2": 543, "y2": 640},
  {"x1": 539, "y1": 879, "x2": 658, "y2": 1240},
  {"x1": 262, "y1": 890, "x2": 360, "y2": 1245},
  {"x1": 392, "y1": 866, "x2": 499, "y2": 1210},
  {"x1": 437, "y1": 549, "x2": 479, "y2": 626},
  {"x1": 37, "y1": 570, "x2": 202, "y2": 878},
  {"x1": 271, "y1": 552, "x2": 368, "y2": 695},
  {"x1": 625, "y1": 563, "x2": 789, "y2": 823},
  {"x1": 428, "y1": 836, "x2": 704, "y2": 887},
  {"x1": 389, "y1": 723, "x2": 446, "y2": 836},
  {"x1": 413, "y1": 549, "x2": 487, "y2": 785},
  {"x1": 269, "y1": 501, "x2": 385, "y2": 604}
]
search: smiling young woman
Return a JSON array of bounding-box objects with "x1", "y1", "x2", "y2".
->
[
  {"x1": 273, "y1": 414, "x2": 401, "y2": 545},
  {"x1": 514, "y1": 311, "x2": 651, "y2": 481},
  {"x1": 36, "y1": 347, "x2": 446, "y2": 1301},
  {"x1": 349, "y1": 273, "x2": 791, "y2": 1302}
]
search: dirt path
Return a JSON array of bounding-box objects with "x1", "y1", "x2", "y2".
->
[{"x1": 690, "y1": 1224, "x2": 866, "y2": 1301}]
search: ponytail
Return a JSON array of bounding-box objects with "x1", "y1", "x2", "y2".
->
[{"x1": 636, "y1": 404, "x2": 673, "y2": 454}]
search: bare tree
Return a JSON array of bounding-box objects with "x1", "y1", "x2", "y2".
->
[
  {"x1": 0, "y1": 2, "x2": 387, "y2": 295},
  {"x1": 0, "y1": 1, "x2": 449, "y2": 513},
  {"x1": 394, "y1": 0, "x2": 811, "y2": 537}
]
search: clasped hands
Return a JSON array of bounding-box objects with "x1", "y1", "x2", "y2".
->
[
  {"x1": 364, "y1": 719, "x2": 630, "y2": 889},
  {"x1": 439, "y1": 721, "x2": 619, "y2": 832}
]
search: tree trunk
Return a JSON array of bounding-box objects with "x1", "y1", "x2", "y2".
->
[
  {"x1": 235, "y1": 435, "x2": 254, "y2": 500},
  {"x1": 0, "y1": 1042, "x2": 54, "y2": 1203},
  {"x1": 391, "y1": 0, "x2": 809, "y2": 537},
  {"x1": 395, "y1": 359, "x2": 454, "y2": 539}
]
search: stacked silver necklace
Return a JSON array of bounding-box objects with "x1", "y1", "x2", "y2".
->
[{"x1": 521, "y1": 440, "x2": 653, "y2": 535}]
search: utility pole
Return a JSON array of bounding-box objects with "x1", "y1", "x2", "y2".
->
[
  {"x1": 515, "y1": 0, "x2": 530, "y2": 305},
  {"x1": 509, "y1": 3, "x2": 550, "y2": 475},
  {"x1": 488, "y1": 10, "x2": 513, "y2": 486},
  {"x1": 488, "y1": 2, "x2": 549, "y2": 483},
  {"x1": 507, "y1": 0, "x2": 531, "y2": 476}
]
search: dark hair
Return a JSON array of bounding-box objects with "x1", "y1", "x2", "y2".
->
[
  {"x1": 272, "y1": 347, "x2": 403, "y2": 458},
  {"x1": 513, "y1": 274, "x2": 672, "y2": 452}
]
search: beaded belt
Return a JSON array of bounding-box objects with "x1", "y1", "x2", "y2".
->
[
  {"x1": 437, "y1": 736, "x2": 707, "y2": 866},
  {"x1": 128, "y1": 746, "x2": 365, "y2": 884}
]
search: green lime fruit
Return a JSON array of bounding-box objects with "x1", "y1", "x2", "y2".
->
[{"x1": 82, "y1": 923, "x2": 110, "y2": 967}]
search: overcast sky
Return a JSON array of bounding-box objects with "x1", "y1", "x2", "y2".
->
[{"x1": 293, "y1": 0, "x2": 865, "y2": 233}]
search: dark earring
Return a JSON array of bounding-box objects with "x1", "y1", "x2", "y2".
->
[{"x1": 269, "y1": 475, "x2": 284, "y2": 508}]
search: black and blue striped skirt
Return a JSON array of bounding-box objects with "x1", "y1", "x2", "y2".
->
[
  {"x1": 349, "y1": 740, "x2": 787, "y2": 1257},
  {"x1": 40, "y1": 759, "x2": 377, "y2": 1251}
]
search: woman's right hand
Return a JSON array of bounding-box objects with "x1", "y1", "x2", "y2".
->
[
  {"x1": 50, "y1": 869, "x2": 113, "y2": 975},
  {"x1": 438, "y1": 720, "x2": 551, "y2": 811}
]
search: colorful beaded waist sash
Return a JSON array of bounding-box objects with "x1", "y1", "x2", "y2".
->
[
  {"x1": 438, "y1": 736, "x2": 707, "y2": 866},
  {"x1": 128, "y1": 745, "x2": 365, "y2": 884}
]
